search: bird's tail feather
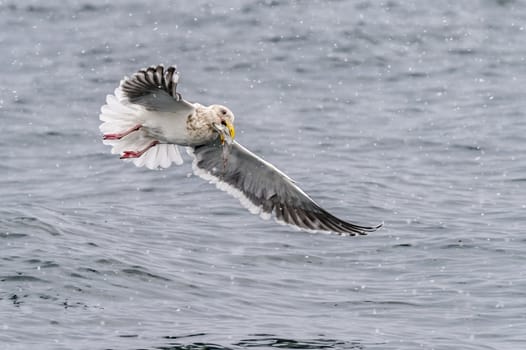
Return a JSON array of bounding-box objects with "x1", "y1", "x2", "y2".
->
[
  {"x1": 131, "y1": 143, "x2": 183, "y2": 169},
  {"x1": 99, "y1": 86, "x2": 183, "y2": 169}
]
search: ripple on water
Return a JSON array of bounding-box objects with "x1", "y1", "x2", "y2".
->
[
  {"x1": 0, "y1": 215, "x2": 63, "y2": 237},
  {"x1": 151, "y1": 334, "x2": 365, "y2": 350}
]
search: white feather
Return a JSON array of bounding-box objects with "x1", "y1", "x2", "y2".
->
[
  {"x1": 144, "y1": 146, "x2": 159, "y2": 170},
  {"x1": 169, "y1": 144, "x2": 184, "y2": 165},
  {"x1": 99, "y1": 84, "x2": 186, "y2": 170},
  {"x1": 157, "y1": 144, "x2": 169, "y2": 169}
]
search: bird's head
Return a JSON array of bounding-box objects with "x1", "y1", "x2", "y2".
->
[{"x1": 210, "y1": 104, "x2": 235, "y2": 145}]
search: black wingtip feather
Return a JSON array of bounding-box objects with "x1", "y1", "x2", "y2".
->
[
  {"x1": 120, "y1": 64, "x2": 180, "y2": 103},
  {"x1": 275, "y1": 203, "x2": 380, "y2": 236}
]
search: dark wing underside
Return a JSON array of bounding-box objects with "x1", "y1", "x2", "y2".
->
[
  {"x1": 190, "y1": 141, "x2": 382, "y2": 236},
  {"x1": 120, "y1": 65, "x2": 195, "y2": 113}
]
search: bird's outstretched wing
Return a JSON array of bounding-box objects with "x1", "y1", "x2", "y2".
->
[
  {"x1": 120, "y1": 65, "x2": 195, "y2": 113},
  {"x1": 189, "y1": 141, "x2": 382, "y2": 236}
]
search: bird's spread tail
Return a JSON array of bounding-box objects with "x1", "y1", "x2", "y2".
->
[{"x1": 99, "y1": 81, "x2": 183, "y2": 169}]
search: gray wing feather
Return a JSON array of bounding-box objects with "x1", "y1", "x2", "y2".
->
[
  {"x1": 120, "y1": 65, "x2": 195, "y2": 113},
  {"x1": 190, "y1": 141, "x2": 382, "y2": 236}
]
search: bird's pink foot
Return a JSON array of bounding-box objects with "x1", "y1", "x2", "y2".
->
[
  {"x1": 120, "y1": 151, "x2": 141, "y2": 159},
  {"x1": 120, "y1": 140, "x2": 159, "y2": 159},
  {"x1": 103, "y1": 124, "x2": 142, "y2": 140}
]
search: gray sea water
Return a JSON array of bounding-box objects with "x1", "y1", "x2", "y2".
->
[{"x1": 1, "y1": 0, "x2": 525, "y2": 349}]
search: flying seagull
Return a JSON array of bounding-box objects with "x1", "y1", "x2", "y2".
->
[{"x1": 99, "y1": 65, "x2": 382, "y2": 236}]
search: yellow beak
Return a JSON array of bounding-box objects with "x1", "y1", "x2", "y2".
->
[
  {"x1": 225, "y1": 120, "x2": 235, "y2": 139},
  {"x1": 215, "y1": 120, "x2": 235, "y2": 145}
]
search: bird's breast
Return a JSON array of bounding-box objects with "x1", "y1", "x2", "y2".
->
[{"x1": 184, "y1": 108, "x2": 217, "y2": 146}]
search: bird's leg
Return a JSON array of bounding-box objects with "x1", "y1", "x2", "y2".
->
[
  {"x1": 103, "y1": 124, "x2": 142, "y2": 140},
  {"x1": 120, "y1": 140, "x2": 159, "y2": 159}
]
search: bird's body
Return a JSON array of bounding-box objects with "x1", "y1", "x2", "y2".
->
[
  {"x1": 135, "y1": 104, "x2": 222, "y2": 146},
  {"x1": 99, "y1": 65, "x2": 381, "y2": 235}
]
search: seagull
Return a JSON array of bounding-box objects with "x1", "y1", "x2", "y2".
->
[{"x1": 99, "y1": 65, "x2": 382, "y2": 236}]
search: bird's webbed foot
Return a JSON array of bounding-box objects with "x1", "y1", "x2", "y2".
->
[{"x1": 120, "y1": 140, "x2": 159, "y2": 159}]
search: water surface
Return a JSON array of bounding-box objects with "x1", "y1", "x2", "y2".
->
[{"x1": 1, "y1": 1, "x2": 525, "y2": 349}]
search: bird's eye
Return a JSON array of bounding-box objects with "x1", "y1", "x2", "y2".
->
[{"x1": 221, "y1": 109, "x2": 227, "y2": 115}]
